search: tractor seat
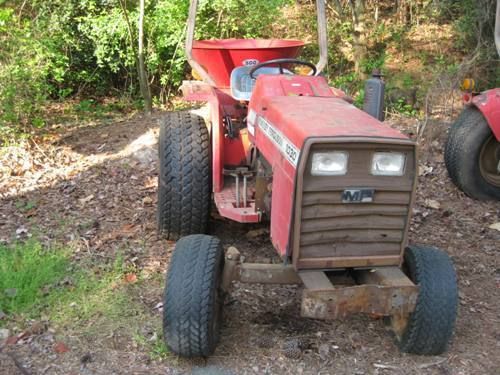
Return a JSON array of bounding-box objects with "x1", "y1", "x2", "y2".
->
[{"x1": 230, "y1": 66, "x2": 291, "y2": 101}]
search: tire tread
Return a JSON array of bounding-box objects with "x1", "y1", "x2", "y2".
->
[
  {"x1": 163, "y1": 235, "x2": 223, "y2": 357},
  {"x1": 157, "y1": 111, "x2": 211, "y2": 240},
  {"x1": 398, "y1": 245, "x2": 458, "y2": 355}
]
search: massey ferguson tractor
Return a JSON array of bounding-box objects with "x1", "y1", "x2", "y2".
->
[
  {"x1": 157, "y1": 0, "x2": 458, "y2": 357},
  {"x1": 445, "y1": 0, "x2": 500, "y2": 200}
]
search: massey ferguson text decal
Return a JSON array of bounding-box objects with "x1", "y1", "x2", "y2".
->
[
  {"x1": 257, "y1": 116, "x2": 300, "y2": 167},
  {"x1": 342, "y1": 189, "x2": 374, "y2": 203}
]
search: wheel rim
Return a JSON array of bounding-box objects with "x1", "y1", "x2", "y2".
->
[{"x1": 479, "y1": 135, "x2": 500, "y2": 187}]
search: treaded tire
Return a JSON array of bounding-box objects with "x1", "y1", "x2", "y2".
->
[
  {"x1": 396, "y1": 245, "x2": 458, "y2": 355},
  {"x1": 157, "y1": 111, "x2": 211, "y2": 240},
  {"x1": 444, "y1": 107, "x2": 500, "y2": 200},
  {"x1": 163, "y1": 235, "x2": 224, "y2": 357}
]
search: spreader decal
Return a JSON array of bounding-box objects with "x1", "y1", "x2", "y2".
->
[{"x1": 257, "y1": 116, "x2": 300, "y2": 167}]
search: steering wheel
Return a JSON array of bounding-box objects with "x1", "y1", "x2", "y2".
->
[{"x1": 249, "y1": 58, "x2": 317, "y2": 79}]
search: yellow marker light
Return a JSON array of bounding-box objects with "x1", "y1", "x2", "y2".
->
[
  {"x1": 192, "y1": 69, "x2": 202, "y2": 81},
  {"x1": 461, "y1": 78, "x2": 475, "y2": 92}
]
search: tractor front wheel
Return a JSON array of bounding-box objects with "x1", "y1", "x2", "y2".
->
[
  {"x1": 393, "y1": 245, "x2": 458, "y2": 355},
  {"x1": 157, "y1": 111, "x2": 211, "y2": 240},
  {"x1": 163, "y1": 235, "x2": 224, "y2": 357},
  {"x1": 445, "y1": 107, "x2": 500, "y2": 200}
]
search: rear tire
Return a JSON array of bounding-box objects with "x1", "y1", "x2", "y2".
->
[
  {"x1": 445, "y1": 107, "x2": 500, "y2": 200},
  {"x1": 157, "y1": 111, "x2": 211, "y2": 240},
  {"x1": 163, "y1": 235, "x2": 224, "y2": 357},
  {"x1": 395, "y1": 245, "x2": 458, "y2": 355}
]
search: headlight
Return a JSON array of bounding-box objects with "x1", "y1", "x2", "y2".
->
[
  {"x1": 311, "y1": 151, "x2": 348, "y2": 176},
  {"x1": 371, "y1": 152, "x2": 406, "y2": 176}
]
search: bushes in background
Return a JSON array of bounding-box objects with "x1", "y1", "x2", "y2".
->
[{"x1": 0, "y1": 0, "x2": 498, "y2": 143}]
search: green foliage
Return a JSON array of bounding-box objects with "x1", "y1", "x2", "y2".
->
[
  {"x1": 391, "y1": 98, "x2": 418, "y2": 117},
  {"x1": 0, "y1": 0, "x2": 292, "y2": 142},
  {"x1": 0, "y1": 0, "x2": 499, "y2": 141},
  {"x1": 0, "y1": 241, "x2": 69, "y2": 316}
]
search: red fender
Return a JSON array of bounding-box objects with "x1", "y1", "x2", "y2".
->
[{"x1": 471, "y1": 88, "x2": 500, "y2": 140}]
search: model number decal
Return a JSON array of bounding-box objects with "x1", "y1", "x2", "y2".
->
[
  {"x1": 257, "y1": 116, "x2": 300, "y2": 167},
  {"x1": 243, "y1": 59, "x2": 259, "y2": 66}
]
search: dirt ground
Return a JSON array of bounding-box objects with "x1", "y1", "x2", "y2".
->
[{"x1": 0, "y1": 111, "x2": 499, "y2": 375}]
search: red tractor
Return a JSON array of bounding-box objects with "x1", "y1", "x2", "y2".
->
[
  {"x1": 158, "y1": 0, "x2": 458, "y2": 357},
  {"x1": 445, "y1": 0, "x2": 500, "y2": 200}
]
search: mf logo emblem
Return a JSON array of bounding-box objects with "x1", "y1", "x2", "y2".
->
[{"x1": 342, "y1": 189, "x2": 374, "y2": 203}]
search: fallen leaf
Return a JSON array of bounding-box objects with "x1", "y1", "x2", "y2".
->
[
  {"x1": 418, "y1": 165, "x2": 434, "y2": 176},
  {"x1": 124, "y1": 273, "x2": 138, "y2": 283},
  {"x1": 424, "y1": 199, "x2": 441, "y2": 209},
  {"x1": 245, "y1": 228, "x2": 269, "y2": 239},
  {"x1": 0, "y1": 328, "x2": 9, "y2": 340},
  {"x1": 121, "y1": 224, "x2": 137, "y2": 237},
  {"x1": 6, "y1": 335, "x2": 19, "y2": 345},
  {"x1": 15, "y1": 226, "x2": 28, "y2": 236},
  {"x1": 153, "y1": 302, "x2": 163, "y2": 310},
  {"x1": 79, "y1": 194, "x2": 95, "y2": 205},
  {"x1": 488, "y1": 222, "x2": 500, "y2": 231},
  {"x1": 29, "y1": 321, "x2": 46, "y2": 335},
  {"x1": 54, "y1": 342, "x2": 70, "y2": 354}
]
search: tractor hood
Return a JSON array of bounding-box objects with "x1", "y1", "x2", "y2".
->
[
  {"x1": 258, "y1": 95, "x2": 407, "y2": 144},
  {"x1": 247, "y1": 75, "x2": 410, "y2": 174}
]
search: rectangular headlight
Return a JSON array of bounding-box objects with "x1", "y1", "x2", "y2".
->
[
  {"x1": 371, "y1": 152, "x2": 406, "y2": 176},
  {"x1": 311, "y1": 151, "x2": 348, "y2": 176}
]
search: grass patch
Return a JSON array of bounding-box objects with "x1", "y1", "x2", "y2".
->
[
  {"x1": 49, "y1": 255, "x2": 137, "y2": 330},
  {"x1": 1, "y1": 240, "x2": 162, "y2": 357},
  {"x1": 0, "y1": 240, "x2": 69, "y2": 317},
  {"x1": 134, "y1": 330, "x2": 170, "y2": 361}
]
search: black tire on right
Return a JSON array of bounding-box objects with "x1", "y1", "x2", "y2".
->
[
  {"x1": 396, "y1": 245, "x2": 458, "y2": 355},
  {"x1": 444, "y1": 107, "x2": 500, "y2": 200},
  {"x1": 163, "y1": 235, "x2": 224, "y2": 357},
  {"x1": 157, "y1": 111, "x2": 211, "y2": 240}
]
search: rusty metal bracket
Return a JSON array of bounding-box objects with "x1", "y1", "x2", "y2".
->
[
  {"x1": 239, "y1": 263, "x2": 301, "y2": 284},
  {"x1": 221, "y1": 247, "x2": 301, "y2": 291},
  {"x1": 301, "y1": 284, "x2": 418, "y2": 320},
  {"x1": 221, "y1": 249, "x2": 418, "y2": 324},
  {"x1": 221, "y1": 247, "x2": 241, "y2": 292},
  {"x1": 300, "y1": 267, "x2": 418, "y2": 320}
]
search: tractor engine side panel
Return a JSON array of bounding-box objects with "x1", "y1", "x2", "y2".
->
[{"x1": 248, "y1": 75, "x2": 344, "y2": 255}]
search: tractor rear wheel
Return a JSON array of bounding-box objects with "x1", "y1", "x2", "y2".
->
[
  {"x1": 445, "y1": 107, "x2": 500, "y2": 200},
  {"x1": 163, "y1": 235, "x2": 224, "y2": 357},
  {"x1": 394, "y1": 245, "x2": 458, "y2": 355},
  {"x1": 157, "y1": 111, "x2": 211, "y2": 240}
]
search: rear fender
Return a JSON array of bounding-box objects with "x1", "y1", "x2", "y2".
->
[{"x1": 470, "y1": 89, "x2": 500, "y2": 140}]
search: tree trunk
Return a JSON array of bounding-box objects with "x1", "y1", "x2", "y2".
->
[
  {"x1": 138, "y1": 0, "x2": 152, "y2": 115},
  {"x1": 349, "y1": 0, "x2": 367, "y2": 77},
  {"x1": 397, "y1": 0, "x2": 410, "y2": 25}
]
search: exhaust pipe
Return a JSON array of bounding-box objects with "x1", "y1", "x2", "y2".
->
[{"x1": 363, "y1": 69, "x2": 385, "y2": 122}]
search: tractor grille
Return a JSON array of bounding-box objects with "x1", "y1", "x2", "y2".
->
[{"x1": 293, "y1": 141, "x2": 416, "y2": 269}]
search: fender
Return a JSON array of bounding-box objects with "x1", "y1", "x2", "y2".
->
[{"x1": 470, "y1": 88, "x2": 500, "y2": 140}]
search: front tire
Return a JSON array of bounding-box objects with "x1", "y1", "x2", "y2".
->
[
  {"x1": 445, "y1": 107, "x2": 500, "y2": 200},
  {"x1": 395, "y1": 245, "x2": 458, "y2": 355},
  {"x1": 157, "y1": 111, "x2": 211, "y2": 240},
  {"x1": 163, "y1": 235, "x2": 224, "y2": 357}
]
